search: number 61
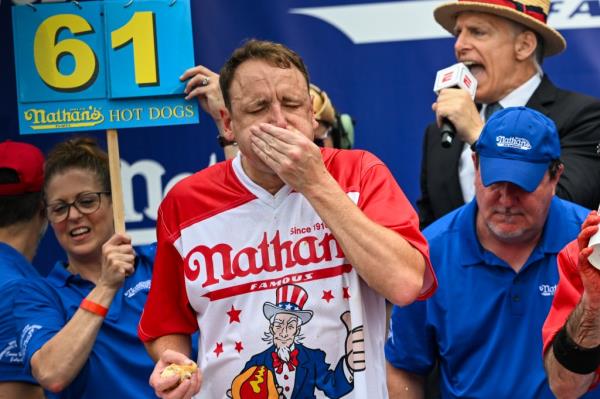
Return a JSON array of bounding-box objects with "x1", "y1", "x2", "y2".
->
[{"x1": 34, "y1": 12, "x2": 157, "y2": 91}]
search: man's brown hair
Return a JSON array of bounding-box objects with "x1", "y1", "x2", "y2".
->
[{"x1": 219, "y1": 39, "x2": 310, "y2": 111}]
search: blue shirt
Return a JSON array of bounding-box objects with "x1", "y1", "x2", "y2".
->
[
  {"x1": 0, "y1": 242, "x2": 40, "y2": 383},
  {"x1": 385, "y1": 197, "x2": 598, "y2": 399},
  {"x1": 14, "y1": 245, "x2": 158, "y2": 399}
]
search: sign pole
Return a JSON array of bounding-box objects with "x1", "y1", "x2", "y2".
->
[{"x1": 107, "y1": 129, "x2": 126, "y2": 234}]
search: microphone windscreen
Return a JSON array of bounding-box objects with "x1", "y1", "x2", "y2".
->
[{"x1": 433, "y1": 63, "x2": 477, "y2": 99}]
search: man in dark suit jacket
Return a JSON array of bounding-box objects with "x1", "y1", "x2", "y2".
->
[{"x1": 417, "y1": 0, "x2": 600, "y2": 229}]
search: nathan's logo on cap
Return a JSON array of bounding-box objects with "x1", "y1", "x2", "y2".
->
[
  {"x1": 496, "y1": 136, "x2": 532, "y2": 151},
  {"x1": 475, "y1": 106, "x2": 560, "y2": 193}
]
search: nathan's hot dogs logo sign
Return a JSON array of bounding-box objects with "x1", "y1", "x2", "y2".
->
[
  {"x1": 11, "y1": 0, "x2": 198, "y2": 134},
  {"x1": 23, "y1": 106, "x2": 105, "y2": 130}
]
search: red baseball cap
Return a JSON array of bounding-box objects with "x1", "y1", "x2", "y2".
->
[{"x1": 0, "y1": 140, "x2": 44, "y2": 196}]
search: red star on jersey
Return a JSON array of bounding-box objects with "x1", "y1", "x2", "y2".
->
[
  {"x1": 322, "y1": 290, "x2": 334, "y2": 303},
  {"x1": 227, "y1": 305, "x2": 242, "y2": 323},
  {"x1": 235, "y1": 341, "x2": 244, "y2": 353},
  {"x1": 214, "y1": 342, "x2": 224, "y2": 357},
  {"x1": 343, "y1": 287, "x2": 351, "y2": 300}
]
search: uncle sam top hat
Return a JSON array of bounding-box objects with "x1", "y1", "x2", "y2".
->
[
  {"x1": 475, "y1": 106, "x2": 560, "y2": 192},
  {"x1": 263, "y1": 284, "x2": 313, "y2": 325},
  {"x1": 434, "y1": 0, "x2": 566, "y2": 56}
]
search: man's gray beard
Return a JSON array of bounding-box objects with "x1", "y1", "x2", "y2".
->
[{"x1": 277, "y1": 345, "x2": 291, "y2": 363}]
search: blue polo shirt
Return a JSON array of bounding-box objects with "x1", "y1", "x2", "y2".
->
[
  {"x1": 13, "y1": 245, "x2": 158, "y2": 399},
  {"x1": 0, "y1": 242, "x2": 40, "y2": 383},
  {"x1": 385, "y1": 197, "x2": 598, "y2": 399}
]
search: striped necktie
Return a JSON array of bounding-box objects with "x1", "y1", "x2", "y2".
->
[{"x1": 484, "y1": 102, "x2": 503, "y2": 121}]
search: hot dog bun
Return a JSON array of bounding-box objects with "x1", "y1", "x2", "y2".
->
[{"x1": 160, "y1": 362, "x2": 198, "y2": 382}]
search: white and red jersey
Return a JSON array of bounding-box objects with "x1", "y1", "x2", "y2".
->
[{"x1": 139, "y1": 148, "x2": 435, "y2": 398}]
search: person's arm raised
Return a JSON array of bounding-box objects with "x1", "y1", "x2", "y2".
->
[
  {"x1": 180, "y1": 65, "x2": 239, "y2": 160},
  {"x1": 250, "y1": 123, "x2": 427, "y2": 305},
  {"x1": 545, "y1": 212, "x2": 600, "y2": 398},
  {"x1": 30, "y1": 234, "x2": 134, "y2": 393}
]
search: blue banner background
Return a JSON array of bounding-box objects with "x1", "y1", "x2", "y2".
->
[{"x1": 1, "y1": 0, "x2": 599, "y2": 275}]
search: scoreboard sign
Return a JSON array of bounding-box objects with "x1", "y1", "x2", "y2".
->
[{"x1": 12, "y1": 0, "x2": 198, "y2": 134}]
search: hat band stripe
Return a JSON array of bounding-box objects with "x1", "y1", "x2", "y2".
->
[
  {"x1": 460, "y1": 0, "x2": 547, "y2": 23},
  {"x1": 277, "y1": 303, "x2": 301, "y2": 311}
]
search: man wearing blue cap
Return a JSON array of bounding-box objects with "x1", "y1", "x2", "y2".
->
[{"x1": 385, "y1": 107, "x2": 595, "y2": 398}]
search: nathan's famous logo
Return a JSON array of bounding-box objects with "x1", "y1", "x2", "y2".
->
[
  {"x1": 184, "y1": 231, "x2": 345, "y2": 287},
  {"x1": 495, "y1": 135, "x2": 532, "y2": 150},
  {"x1": 24, "y1": 106, "x2": 104, "y2": 130}
]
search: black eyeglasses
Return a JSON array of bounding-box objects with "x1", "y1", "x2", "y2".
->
[{"x1": 45, "y1": 191, "x2": 111, "y2": 223}]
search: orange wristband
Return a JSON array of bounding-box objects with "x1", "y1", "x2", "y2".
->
[{"x1": 80, "y1": 298, "x2": 109, "y2": 318}]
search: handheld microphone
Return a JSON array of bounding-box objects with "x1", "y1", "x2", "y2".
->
[{"x1": 433, "y1": 63, "x2": 478, "y2": 148}]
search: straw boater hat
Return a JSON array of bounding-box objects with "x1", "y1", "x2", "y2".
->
[{"x1": 434, "y1": 0, "x2": 566, "y2": 57}]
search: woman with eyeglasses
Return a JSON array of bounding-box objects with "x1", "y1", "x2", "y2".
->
[{"x1": 13, "y1": 137, "x2": 159, "y2": 398}]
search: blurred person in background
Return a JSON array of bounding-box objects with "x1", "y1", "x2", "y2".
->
[{"x1": 0, "y1": 140, "x2": 45, "y2": 399}]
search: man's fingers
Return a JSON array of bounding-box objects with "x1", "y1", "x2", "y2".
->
[
  {"x1": 578, "y1": 212, "x2": 600, "y2": 251},
  {"x1": 581, "y1": 211, "x2": 599, "y2": 229},
  {"x1": 251, "y1": 142, "x2": 281, "y2": 171},
  {"x1": 188, "y1": 371, "x2": 202, "y2": 397},
  {"x1": 180, "y1": 65, "x2": 214, "y2": 81},
  {"x1": 152, "y1": 373, "x2": 180, "y2": 396},
  {"x1": 162, "y1": 378, "x2": 191, "y2": 399},
  {"x1": 250, "y1": 132, "x2": 287, "y2": 162},
  {"x1": 257, "y1": 123, "x2": 305, "y2": 145},
  {"x1": 581, "y1": 225, "x2": 599, "y2": 243},
  {"x1": 581, "y1": 247, "x2": 594, "y2": 259},
  {"x1": 161, "y1": 349, "x2": 194, "y2": 365}
]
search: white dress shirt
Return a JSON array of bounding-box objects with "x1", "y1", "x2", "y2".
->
[{"x1": 458, "y1": 73, "x2": 543, "y2": 202}]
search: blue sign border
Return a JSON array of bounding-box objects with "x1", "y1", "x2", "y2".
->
[{"x1": 12, "y1": 0, "x2": 198, "y2": 134}]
